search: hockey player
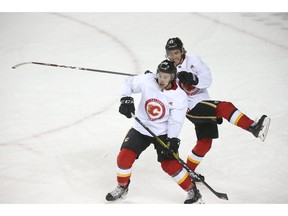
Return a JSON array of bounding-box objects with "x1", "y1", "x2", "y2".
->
[
  {"x1": 106, "y1": 60, "x2": 202, "y2": 204},
  {"x1": 164, "y1": 37, "x2": 271, "y2": 175}
]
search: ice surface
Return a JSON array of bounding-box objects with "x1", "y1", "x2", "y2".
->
[{"x1": 0, "y1": 12, "x2": 288, "y2": 214}]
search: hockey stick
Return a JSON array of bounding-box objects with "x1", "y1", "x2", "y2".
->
[
  {"x1": 12, "y1": 62, "x2": 137, "y2": 76},
  {"x1": 132, "y1": 114, "x2": 229, "y2": 200}
]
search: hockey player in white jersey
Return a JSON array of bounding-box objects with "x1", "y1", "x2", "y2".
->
[
  {"x1": 106, "y1": 60, "x2": 202, "y2": 204},
  {"x1": 164, "y1": 37, "x2": 271, "y2": 175}
]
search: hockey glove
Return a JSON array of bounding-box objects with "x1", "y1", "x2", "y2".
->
[
  {"x1": 177, "y1": 71, "x2": 199, "y2": 86},
  {"x1": 164, "y1": 137, "x2": 180, "y2": 157},
  {"x1": 119, "y1": 96, "x2": 135, "y2": 118}
]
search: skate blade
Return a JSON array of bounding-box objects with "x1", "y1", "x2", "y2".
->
[
  {"x1": 259, "y1": 117, "x2": 271, "y2": 142},
  {"x1": 105, "y1": 196, "x2": 127, "y2": 204}
]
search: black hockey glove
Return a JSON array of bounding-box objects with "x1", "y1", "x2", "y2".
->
[
  {"x1": 119, "y1": 96, "x2": 135, "y2": 118},
  {"x1": 177, "y1": 71, "x2": 199, "y2": 86},
  {"x1": 164, "y1": 137, "x2": 180, "y2": 157}
]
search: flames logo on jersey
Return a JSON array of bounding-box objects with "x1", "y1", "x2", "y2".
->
[{"x1": 145, "y1": 98, "x2": 165, "y2": 121}]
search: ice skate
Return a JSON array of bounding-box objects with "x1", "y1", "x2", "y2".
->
[
  {"x1": 249, "y1": 115, "x2": 271, "y2": 141},
  {"x1": 184, "y1": 187, "x2": 204, "y2": 204},
  {"x1": 106, "y1": 181, "x2": 130, "y2": 201}
]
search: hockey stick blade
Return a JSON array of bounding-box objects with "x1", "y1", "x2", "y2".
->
[{"x1": 201, "y1": 180, "x2": 228, "y2": 200}]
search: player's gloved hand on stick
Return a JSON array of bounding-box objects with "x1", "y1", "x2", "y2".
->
[
  {"x1": 164, "y1": 137, "x2": 180, "y2": 157},
  {"x1": 119, "y1": 96, "x2": 135, "y2": 118},
  {"x1": 177, "y1": 71, "x2": 199, "y2": 86}
]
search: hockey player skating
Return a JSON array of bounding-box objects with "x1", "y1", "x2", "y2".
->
[
  {"x1": 106, "y1": 60, "x2": 202, "y2": 204},
  {"x1": 164, "y1": 37, "x2": 271, "y2": 175}
]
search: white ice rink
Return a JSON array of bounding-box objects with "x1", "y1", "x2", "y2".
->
[{"x1": 1, "y1": 11, "x2": 288, "y2": 214}]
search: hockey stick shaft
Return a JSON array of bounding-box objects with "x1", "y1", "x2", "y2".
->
[
  {"x1": 132, "y1": 114, "x2": 228, "y2": 200},
  {"x1": 12, "y1": 61, "x2": 137, "y2": 76}
]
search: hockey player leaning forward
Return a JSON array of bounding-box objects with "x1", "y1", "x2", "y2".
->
[
  {"x1": 164, "y1": 37, "x2": 271, "y2": 176},
  {"x1": 106, "y1": 60, "x2": 202, "y2": 204}
]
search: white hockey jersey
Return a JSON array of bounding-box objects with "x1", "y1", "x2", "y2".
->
[
  {"x1": 120, "y1": 73, "x2": 188, "y2": 138},
  {"x1": 176, "y1": 53, "x2": 212, "y2": 110}
]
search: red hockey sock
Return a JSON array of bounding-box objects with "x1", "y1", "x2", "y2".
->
[
  {"x1": 116, "y1": 148, "x2": 138, "y2": 186},
  {"x1": 216, "y1": 101, "x2": 254, "y2": 130},
  {"x1": 161, "y1": 160, "x2": 194, "y2": 191},
  {"x1": 187, "y1": 138, "x2": 212, "y2": 171}
]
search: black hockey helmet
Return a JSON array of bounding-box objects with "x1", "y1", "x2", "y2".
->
[
  {"x1": 165, "y1": 37, "x2": 185, "y2": 52},
  {"x1": 157, "y1": 59, "x2": 177, "y2": 80}
]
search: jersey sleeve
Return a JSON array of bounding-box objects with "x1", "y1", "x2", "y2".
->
[
  {"x1": 120, "y1": 73, "x2": 154, "y2": 97},
  {"x1": 190, "y1": 54, "x2": 212, "y2": 89}
]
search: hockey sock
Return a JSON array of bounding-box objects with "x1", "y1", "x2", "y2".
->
[
  {"x1": 187, "y1": 138, "x2": 212, "y2": 171},
  {"x1": 161, "y1": 160, "x2": 194, "y2": 191},
  {"x1": 216, "y1": 101, "x2": 254, "y2": 130},
  {"x1": 116, "y1": 148, "x2": 138, "y2": 186}
]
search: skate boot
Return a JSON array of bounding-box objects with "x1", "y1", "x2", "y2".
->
[
  {"x1": 106, "y1": 181, "x2": 130, "y2": 201},
  {"x1": 248, "y1": 115, "x2": 271, "y2": 142},
  {"x1": 184, "y1": 187, "x2": 203, "y2": 204}
]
